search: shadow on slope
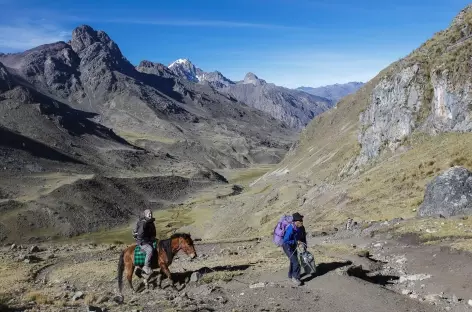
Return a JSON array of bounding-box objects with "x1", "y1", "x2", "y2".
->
[{"x1": 0, "y1": 127, "x2": 83, "y2": 164}]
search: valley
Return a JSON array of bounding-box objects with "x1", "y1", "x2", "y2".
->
[{"x1": 2, "y1": 2, "x2": 472, "y2": 312}]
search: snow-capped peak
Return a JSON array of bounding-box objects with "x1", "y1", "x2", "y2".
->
[
  {"x1": 168, "y1": 58, "x2": 201, "y2": 82},
  {"x1": 169, "y1": 58, "x2": 191, "y2": 68}
]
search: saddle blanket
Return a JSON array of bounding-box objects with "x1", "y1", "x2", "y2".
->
[{"x1": 134, "y1": 241, "x2": 157, "y2": 266}]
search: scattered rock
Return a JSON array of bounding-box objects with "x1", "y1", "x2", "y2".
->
[
  {"x1": 357, "y1": 250, "x2": 370, "y2": 258},
  {"x1": 190, "y1": 271, "x2": 202, "y2": 283},
  {"x1": 424, "y1": 294, "x2": 442, "y2": 303},
  {"x1": 468, "y1": 299, "x2": 472, "y2": 307},
  {"x1": 30, "y1": 245, "x2": 40, "y2": 253},
  {"x1": 10, "y1": 243, "x2": 16, "y2": 250},
  {"x1": 452, "y1": 294, "x2": 460, "y2": 303},
  {"x1": 72, "y1": 291, "x2": 85, "y2": 301},
  {"x1": 249, "y1": 282, "x2": 266, "y2": 289},
  {"x1": 96, "y1": 296, "x2": 109, "y2": 304},
  {"x1": 86, "y1": 306, "x2": 103, "y2": 312},
  {"x1": 410, "y1": 294, "x2": 418, "y2": 299},
  {"x1": 113, "y1": 295, "x2": 123, "y2": 304},
  {"x1": 399, "y1": 274, "x2": 431, "y2": 283},
  {"x1": 401, "y1": 289, "x2": 412, "y2": 295}
]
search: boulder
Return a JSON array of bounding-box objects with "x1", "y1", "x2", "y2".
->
[
  {"x1": 418, "y1": 167, "x2": 472, "y2": 217},
  {"x1": 72, "y1": 291, "x2": 85, "y2": 301},
  {"x1": 190, "y1": 271, "x2": 202, "y2": 283},
  {"x1": 30, "y1": 245, "x2": 40, "y2": 253}
]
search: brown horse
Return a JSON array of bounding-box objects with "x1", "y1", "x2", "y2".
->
[{"x1": 117, "y1": 233, "x2": 197, "y2": 295}]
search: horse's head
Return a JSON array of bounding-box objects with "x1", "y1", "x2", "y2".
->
[{"x1": 174, "y1": 233, "x2": 197, "y2": 259}]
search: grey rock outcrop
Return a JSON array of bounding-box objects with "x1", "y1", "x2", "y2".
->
[
  {"x1": 199, "y1": 71, "x2": 233, "y2": 88},
  {"x1": 136, "y1": 60, "x2": 175, "y2": 78},
  {"x1": 357, "y1": 65, "x2": 425, "y2": 163},
  {"x1": 353, "y1": 4, "x2": 472, "y2": 167},
  {"x1": 418, "y1": 167, "x2": 472, "y2": 217}
]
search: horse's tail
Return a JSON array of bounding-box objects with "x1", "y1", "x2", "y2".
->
[{"x1": 117, "y1": 250, "x2": 125, "y2": 295}]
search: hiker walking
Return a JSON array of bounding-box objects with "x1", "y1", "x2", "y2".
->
[
  {"x1": 282, "y1": 212, "x2": 305, "y2": 286},
  {"x1": 132, "y1": 209, "x2": 157, "y2": 275}
]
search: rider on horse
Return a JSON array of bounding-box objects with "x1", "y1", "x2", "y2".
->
[{"x1": 133, "y1": 209, "x2": 156, "y2": 275}]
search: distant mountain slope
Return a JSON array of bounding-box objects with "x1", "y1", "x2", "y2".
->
[
  {"x1": 297, "y1": 82, "x2": 364, "y2": 103},
  {"x1": 167, "y1": 59, "x2": 334, "y2": 129}
]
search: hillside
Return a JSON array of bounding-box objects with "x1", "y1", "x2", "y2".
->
[
  {"x1": 0, "y1": 25, "x2": 297, "y2": 242},
  {"x1": 178, "y1": 4, "x2": 472, "y2": 241},
  {"x1": 297, "y1": 82, "x2": 364, "y2": 103},
  {"x1": 168, "y1": 59, "x2": 334, "y2": 129}
]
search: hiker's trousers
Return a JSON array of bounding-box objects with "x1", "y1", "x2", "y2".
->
[
  {"x1": 140, "y1": 243, "x2": 153, "y2": 268},
  {"x1": 282, "y1": 244, "x2": 300, "y2": 280}
]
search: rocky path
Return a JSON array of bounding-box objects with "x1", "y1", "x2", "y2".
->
[{"x1": 2, "y1": 232, "x2": 472, "y2": 312}]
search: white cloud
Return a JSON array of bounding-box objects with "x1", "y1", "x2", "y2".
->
[
  {"x1": 0, "y1": 23, "x2": 70, "y2": 51},
  {"x1": 96, "y1": 18, "x2": 310, "y2": 30}
]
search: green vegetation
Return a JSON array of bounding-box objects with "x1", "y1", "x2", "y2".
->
[
  {"x1": 117, "y1": 130, "x2": 178, "y2": 145},
  {"x1": 217, "y1": 165, "x2": 275, "y2": 187},
  {"x1": 392, "y1": 217, "x2": 472, "y2": 250},
  {"x1": 25, "y1": 291, "x2": 53, "y2": 305}
]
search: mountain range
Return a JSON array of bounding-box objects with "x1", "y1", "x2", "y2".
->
[
  {"x1": 166, "y1": 58, "x2": 336, "y2": 129},
  {"x1": 297, "y1": 81, "x2": 364, "y2": 103},
  {"x1": 0, "y1": 25, "x2": 300, "y2": 241}
]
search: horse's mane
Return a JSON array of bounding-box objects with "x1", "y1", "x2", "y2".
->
[
  {"x1": 158, "y1": 233, "x2": 192, "y2": 261},
  {"x1": 170, "y1": 233, "x2": 192, "y2": 240}
]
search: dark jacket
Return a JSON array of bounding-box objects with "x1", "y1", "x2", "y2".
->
[
  {"x1": 299, "y1": 225, "x2": 307, "y2": 245},
  {"x1": 134, "y1": 217, "x2": 156, "y2": 245}
]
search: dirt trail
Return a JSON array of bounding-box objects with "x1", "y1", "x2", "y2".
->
[{"x1": 2, "y1": 231, "x2": 472, "y2": 312}]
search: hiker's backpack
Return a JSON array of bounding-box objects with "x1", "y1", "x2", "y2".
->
[{"x1": 273, "y1": 215, "x2": 293, "y2": 246}]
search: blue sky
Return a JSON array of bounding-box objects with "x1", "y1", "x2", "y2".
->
[{"x1": 0, "y1": 0, "x2": 470, "y2": 88}]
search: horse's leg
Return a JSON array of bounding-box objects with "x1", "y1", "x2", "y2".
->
[{"x1": 160, "y1": 264, "x2": 175, "y2": 289}]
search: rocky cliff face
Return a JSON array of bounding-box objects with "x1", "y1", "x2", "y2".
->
[{"x1": 355, "y1": 5, "x2": 472, "y2": 166}]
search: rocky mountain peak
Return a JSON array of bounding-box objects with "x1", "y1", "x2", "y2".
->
[
  {"x1": 136, "y1": 60, "x2": 175, "y2": 78},
  {"x1": 168, "y1": 58, "x2": 202, "y2": 82},
  {"x1": 71, "y1": 25, "x2": 117, "y2": 54},
  {"x1": 243, "y1": 72, "x2": 266, "y2": 86},
  {"x1": 70, "y1": 25, "x2": 133, "y2": 73},
  {"x1": 200, "y1": 71, "x2": 234, "y2": 88}
]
